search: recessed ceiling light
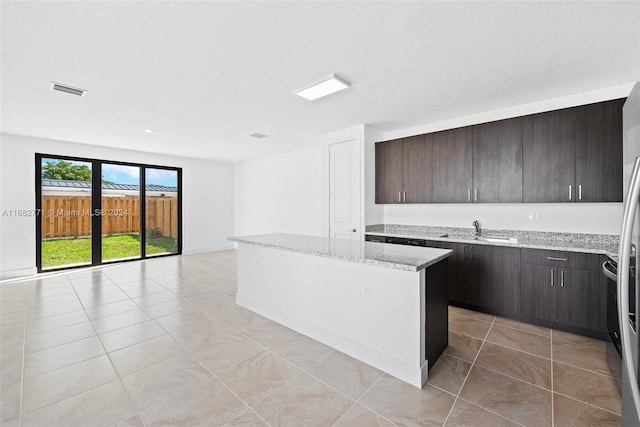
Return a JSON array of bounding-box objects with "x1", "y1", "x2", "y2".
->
[
  {"x1": 295, "y1": 74, "x2": 351, "y2": 101},
  {"x1": 144, "y1": 129, "x2": 154, "y2": 133},
  {"x1": 50, "y1": 81, "x2": 87, "y2": 97},
  {"x1": 250, "y1": 133, "x2": 269, "y2": 139}
]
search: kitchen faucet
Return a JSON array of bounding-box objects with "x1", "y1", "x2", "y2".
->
[{"x1": 473, "y1": 220, "x2": 481, "y2": 237}]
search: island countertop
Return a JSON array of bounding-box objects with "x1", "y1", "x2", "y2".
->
[{"x1": 228, "y1": 233, "x2": 452, "y2": 272}]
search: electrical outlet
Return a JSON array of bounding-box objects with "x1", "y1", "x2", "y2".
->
[
  {"x1": 527, "y1": 211, "x2": 539, "y2": 221},
  {"x1": 361, "y1": 284, "x2": 370, "y2": 298}
]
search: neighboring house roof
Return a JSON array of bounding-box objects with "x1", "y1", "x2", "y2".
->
[{"x1": 41, "y1": 179, "x2": 177, "y2": 192}]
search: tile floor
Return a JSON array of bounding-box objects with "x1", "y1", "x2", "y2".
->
[{"x1": 0, "y1": 250, "x2": 622, "y2": 426}]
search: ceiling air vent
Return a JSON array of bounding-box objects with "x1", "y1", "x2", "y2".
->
[
  {"x1": 250, "y1": 133, "x2": 269, "y2": 139},
  {"x1": 50, "y1": 82, "x2": 87, "y2": 97}
]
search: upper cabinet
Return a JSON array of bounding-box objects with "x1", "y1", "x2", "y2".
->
[
  {"x1": 523, "y1": 108, "x2": 576, "y2": 203},
  {"x1": 472, "y1": 117, "x2": 523, "y2": 203},
  {"x1": 574, "y1": 99, "x2": 624, "y2": 202},
  {"x1": 375, "y1": 135, "x2": 433, "y2": 204},
  {"x1": 432, "y1": 127, "x2": 473, "y2": 203},
  {"x1": 523, "y1": 99, "x2": 624, "y2": 203},
  {"x1": 402, "y1": 135, "x2": 433, "y2": 203},
  {"x1": 375, "y1": 139, "x2": 403, "y2": 204},
  {"x1": 375, "y1": 98, "x2": 624, "y2": 204}
]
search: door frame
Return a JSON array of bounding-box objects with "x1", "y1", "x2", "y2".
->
[{"x1": 35, "y1": 153, "x2": 182, "y2": 273}]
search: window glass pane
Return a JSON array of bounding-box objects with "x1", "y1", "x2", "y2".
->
[
  {"x1": 101, "y1": 164, "x2": 142, "y2": 262},
  {"x1": 145, "y1": 168, "x2": 178, "y2": 256},
  {"x1": 41, "y1": 157, "x2": 92, "y2": 269}
]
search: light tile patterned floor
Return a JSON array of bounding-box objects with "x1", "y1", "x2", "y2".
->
[{"x1": 0, "y1": 250, "x2": 622, "y2": 426}]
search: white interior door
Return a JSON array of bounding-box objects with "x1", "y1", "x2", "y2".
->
[{"x1": 329, "y1": 138, "x2": 361, "y2": 241}]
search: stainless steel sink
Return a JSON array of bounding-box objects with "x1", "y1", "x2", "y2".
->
[{"x1": 476, "y1": 236, "x2": 518, "y2": 244}]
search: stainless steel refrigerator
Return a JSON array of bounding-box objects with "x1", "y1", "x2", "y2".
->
[{"x1": 619, "y1": 81, "x2": 640, "y2": 426}]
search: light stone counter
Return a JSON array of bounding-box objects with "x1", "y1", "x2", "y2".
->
[
  {"x1": 229, "y1": 232, "x2": 452, "y2": 272},
  {"x1": 365, "y1": 224, "x2": 618, "y2": 257}
]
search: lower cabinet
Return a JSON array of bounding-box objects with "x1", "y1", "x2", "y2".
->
[
  {"x1": 374, "y1": 235, "x2": 607, "y2": 338},
  {"x1": 520, "y1": 249, "x2": 606, "y2": 334},
  {"x1": 425, "y1": 241, "x2": 520, "y2": 316}
]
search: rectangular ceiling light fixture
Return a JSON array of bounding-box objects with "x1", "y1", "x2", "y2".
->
[
  {"x1": 50, "y1": 82, "x2": 87, "y2": 97},
  {"x1": 295, "y1": 74, "x2": 350, "y2": 101}
]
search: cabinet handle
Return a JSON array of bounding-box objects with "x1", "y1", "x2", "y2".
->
[
  {"x1": 398, "y1": 191, "x2": 401, "y2": 203},
  {"x1": 463, "y1": 245, "x2": 468, "y2": 259},
  {"x1": 551, "y1": 269, "x2": 555, "y2": 286},
  {"x1": 403, "y1": 191, "x2": 406, "y2": 203},
  {"x1": 470, "y1": 246, "x2": 473, "y2": 260},
  {"x1": 474, "y1": 188, "x2": 478, "y2": 202},
  {"x1": 579, "y1": 185, "x2": 582, "y2": 200},
  {"x1": 569, "y1": 184, "x2": 572, "y2": 200},
  {"x1": 560, "y1": 270, "x2": 564, "y2": 287},
  {"x1": 467, "y1": 189, "x2": 471, "y2": 201},
  {"x1": 546, "y1": 256, "x2": 568, "y2": 261}
]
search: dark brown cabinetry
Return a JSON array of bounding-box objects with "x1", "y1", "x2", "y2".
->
[
  {"x1": 375, "y1": 135, "x2": 432, "y2": 204},
  {"x1": 375, "y1": 99, "x2": 623, "y2": 205},
  {"x1": 432, "y1": 128, "x2": 473, "y2": 203},
  {"x1": 520, "y1": 249, "x2": 605, "y2": 333},
  {"x1": 425, "y1": 241, "x2": 520, "y2": 316},
  {"x1": 523, "y1": 99, "x2": 625, "y2": 203},
  {"x1": 375, "y1": 139, "x2": 403, "y2": 204},
  {"x1": 574, "y1": 99, "x2": 625, "y2": 202},
  {"x1": 523, "y1": 108, "x2": 576, "y2": 203},
  {"x1": 472, "y1": 117, "x2": 523, "y2": 203}
]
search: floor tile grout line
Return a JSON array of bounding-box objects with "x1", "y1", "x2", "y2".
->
[
  {"x1": 552, "y1": 389, "x2": 623, "y2": 417},
  {"x1": 467, "y1": 361, "x2": 553, "y2": 393},
  {"x1": 552, "y1": 358, "x2": 622, "y2": 380},
  {"x1": 442, "y1": 315, "x2": 496, "y2": 426},
  {"x1": 454, "y1": 397, "x2": 528, "y2": 427},
  {"x1": 343, "y1": 372, "x2": 401, "y2": 427},
  {"x1": 481, "y1": 337, "x2": 552, "y2": 361}
]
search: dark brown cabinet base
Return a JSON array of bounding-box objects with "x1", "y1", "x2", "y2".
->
[{"x1": 369, "y1": 234, "x2": 609, "y2": 340}]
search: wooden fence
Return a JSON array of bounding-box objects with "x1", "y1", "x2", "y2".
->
[{"x1": 41, "y1": 196, "x2": 177, "y2": 239}]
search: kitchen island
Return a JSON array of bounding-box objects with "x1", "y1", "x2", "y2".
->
[{"x1": 228, "y1": 233, "x2": 452, "y2": 388}]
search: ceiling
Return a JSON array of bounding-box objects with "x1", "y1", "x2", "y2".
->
[{"x1": 1, "y1": 1, "x2": 639, "y2": 163}]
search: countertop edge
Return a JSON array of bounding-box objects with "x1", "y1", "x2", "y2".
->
[
  {"x1": 229, "y1": 236, "x2": 452, "y2": 272},
  {"x1": 365, "y1": 232, "x2": 618, "y2": 258}
]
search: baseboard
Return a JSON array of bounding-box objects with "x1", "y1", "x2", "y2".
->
[
  {"x1": 237, "y1": 293, "x2": 428, "y2": 388},
  {"x1": 182, "y1": 244, "x2": 235, "y2": 255},
  {"x1": 0, "y1": 267, "x2": 38, "y2": 282}
]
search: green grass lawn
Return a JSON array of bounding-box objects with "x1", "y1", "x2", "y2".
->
[{"x1": 42, "y1": 233, "x2": 177, "y2": 268}]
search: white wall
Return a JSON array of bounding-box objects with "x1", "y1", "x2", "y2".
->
[
  {"x1": 384, "y1": 203, "x2": 621, "y2": 235},
  {"x1": 377, "y1": 84, "x2": 633, "y2": 235},
  {"x1": 0, "y1": 133, "x2": 235, "y2": 279},
  {"x1": 234, "y1": 147, "x2": 323, "y2": 236}
]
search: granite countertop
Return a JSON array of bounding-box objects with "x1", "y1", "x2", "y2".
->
[
  {"x1": 365, "y1": 224, "x2": 619, "y2": 257},
  {"x1": 229, "y1": 233, "x2": 452, "y2": 272}
]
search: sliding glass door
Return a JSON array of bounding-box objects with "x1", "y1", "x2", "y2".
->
[
  {"x1": 39, "y1": 157, "x2": 94, "y2": 270},
  {"x1": 101, "y1": 163, "x2": 142, "y2": 263},
  {"x1": 36, "y1": 154, "x2": 182, "y2": 272},
  {"x1": 145, "y1": 168, "x2": 179, "y2": 257}
]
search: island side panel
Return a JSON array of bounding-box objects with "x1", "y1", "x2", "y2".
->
[
  {"x1": 425, "y1": 258, "x2": 449, "y2": 369},
  {"x1": 236, "y1": 242, "x2": 427, "y2": 387}
]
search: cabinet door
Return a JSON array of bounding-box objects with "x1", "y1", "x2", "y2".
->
[
  {"x1": 472, "y1": 118, "x2": 523, "y2": 203},
  {"x1": 520, "y1": 264, "x2": 556, "y2": 322},
  {"x1": 487, "y1": 246, "x2": 520, "y2": 315},
  {"x1": 436, "y1": 242, "x2": 466, "y2": 304},
  {"x1": 523, "y1": 108, "x2": 575, "y2": 202},
  {"x1": 432, "y1": 127, "x2": 473, "y2": 203},
  {"x1": 402, "y1": 134, "x2": 433, "y2": 203},
  {"x1": 461, "y1": 244, "x2": 488, "y2": 308},
  {"x1": 574, "y1": 99, "x2": 624, "y2": 202},
  {"x1": 375, "y1": 140, "x2": 403, "y2": 204},
  {"x1": 557, "y1": 268, "x2": 602, "y2": 330}
]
